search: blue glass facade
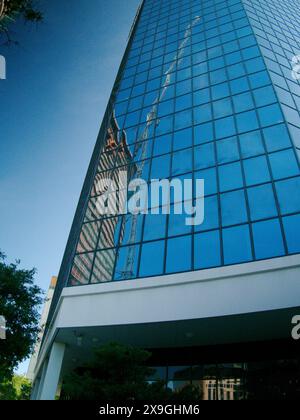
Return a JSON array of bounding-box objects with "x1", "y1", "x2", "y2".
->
[{"x1": 68, "y1": 0, "x2": 300, "y2": 286}]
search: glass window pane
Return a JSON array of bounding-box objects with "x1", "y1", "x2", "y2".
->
[
  {"x1": 139, "y1": 240, "x2": 165, "y2": 277},
  {"x1": 223, "y1": 225, "x2": 252, "y2": 264},
  {"x1": 253, "y1": 85, "x2": 277, "y2": 107},
  {"x1": 252, "y1": 219, "x2": 285, "y2": 260},
  {"x1": 239, "y1": 130, "x2": 265, "y2": 158},
  {"x1": 151, "y1": 154, "x2": 171, "y2": 179},
  {"x1": 215, "y1": 116, "x2": 236, "y2": 139},
  {"x1": 263, "y1": 124, "x2": 292, "y2": 152},
  {"x1": 156, "y1": 115, "x2": 173, "y2": 136},
  {"x1": 70, "y1": 253, "x2": 94, "y2": 286},
  {"x1": 194, "y1": 122, "x2": 214, "y2": 145},
  {"x1": 177, "y1": 79, "x2": 192, "y2": 96},
  {"x1": 175, "y1": 109, "x2": 193, "y2": 130},
  {"x1": 114, "y1": 245, "x2": 140, "y2": 281},
  {"x1": 236, "y1": 110, "x2": 259, "y2": 134},
  {"x1": 173, "y1": 128, "x2": 193, "y2": 151},
  {"x1": 247, "y1": 184, "x2": 277, "y2": 221},
  {"x1": 195, "y1": 168, "x2": 218, "y2": 197},
  {"x1": 91, "y1": 249, "x2": 115, "y2": 283},
  {"x1": 217, "y1": 137, "x2": 240, "y2": 164},
  {"x1": 194, "y1": 88, "x2": 210, "y2": 106},
  {"x1": 166, "y1": 236, "x2": 192, "y2": 273},
  {"x1": 194, "y1": 104, "x2": 213, "y2": 124},
  {"x1": 283, "y1": 214, "x2": 300, "y2": 254},
  {"x1": 194, "y1": 143, "x2": 216, "y2": 170},
  {"x1": 168, "y1": 203, "x2": 193, "y2": 237},
  {"x1": 98, "y1": 217, "x2": 123, "y2": 249},
  {"x1": 230, "y1": 76, "x2": 250, "y2": 94},
  {"x1": 158, "y1": 99, "x2": 174, "y2": 117},
  {"x1": 172, "y1": 148, "x2": 193, "y2": 176},
  {"x1": 276, "y1": 178, "x2": 300, "y2": 215},
  {"x1": 175, "y1": 93, "x2": 192, "y2": 112},
  {"x1": 219, "y1": 162, "x2": 244, "y2": 192},
  {"x1": 243, "y1": 156, "x2": 271, "y2": 186},
  {"x1": 233, "y1": 92, "x2": 254, "y2": 113},
  {"x1": 77, "y1": 222, "x2": 101, "y2": 254},
  {"x1": 195, "y1": 195, "x2": 219, "y2": 232},
  {"x1": 221, "y1": 190, "x2": 248, "y2": 227},
  {"x1": 194, "y1": 231, "x2": 221, "y2": 269},
  {"x1": 153, "y1": 134, "x2": 172, "y2": 156},
  {"x1": 143, "y1": 213, "x2": 167, "y2": 241},
  {"x1": 213, "y1": 98, "x2": 233, "y2": 119},
  {"x1": 258, "y1": 104, "x2": 284, "y2": 128},
  {"x1": 211, "y1": 82, "x2": 230, "y2": 100},
  {"x1": 269, "y1": 149, "x2": 299, "y2": 180}
]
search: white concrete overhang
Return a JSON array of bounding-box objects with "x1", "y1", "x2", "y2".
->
[{"x1": 33, "y1": 255, "x2": 300, "y2": 381}]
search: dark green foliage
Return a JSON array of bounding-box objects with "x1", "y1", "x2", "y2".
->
[
  {"x1": 0, "y1": 0, "x2": 43, "y2": 44},
  {"x1": 0, "y1": 375, "x2": 32, "y2": 400},
  {"x1": 62, "y1": 342, "x2": 203, "y2": 401},
  {"x1": 0, "y1": 251, "x2": 43, "y2": 381}
]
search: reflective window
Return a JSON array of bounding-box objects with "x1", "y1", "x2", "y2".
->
[
  {"x1": 252, "y1": 219, "x2": 285, "y2": 260},
  {"x1": 215, "y1": 116, "x2": 236, "y2": 139},
  {"x1": 257, "y1": 104, "x2": 284, "y2": 127},
  {"x1": 243, "y1": 156, "x2": 271, "y2": 186},
  {"x1": 91, "y1": 249, "x2": 115, "y2": 283},
  {"x1": 172, "y1": 148, "x2": 193, "y2": 176},
  {"x1": 276, "y1": 178, "x2": 300, "y2": 215},
  {"x1": 233, "y1": 92, "x2": 254, "y2": 113},
  {"x1": 195, "y1": 168, "x2": 218, "y2": 197},
  {"x1": 269, "y1": 150, "x2": 299, "y2": 180},
  {"x1": 70, "y1": 253, "x2": 94, "y2": 286},
  {"x1": 151, "y1": 154, "x2": 171, "y2": 179},
  {"x1": 139, "y1": 240, "x2": 165, "y2": 278},
  {"x1": 175, "y1": 94, "x2": 192, "y2": 112},
  {"x1": 194, "y1": 123, "x2": 214, "y2": 145},
  {"x1": 223, "y1": 225, "x2": 252, "y2": 265},
  {"x1": 144, "y1": 213, "x2": 167, "y2": 241},
  {"x1": 77, "y1": 222, "x2": 101, "y2": 254},
  {"x1": 175, "y1": 109, "x2": 193, "y2": 131},
  {"x1": 194, "y1": 143, "x2": 216, "y2": 170},
  {"x1": 173, "y1": 128, "x2": 193, "y2": 151},
  {"x1": 194, "y1": 231, "x2": 221, "y2": 269},
  {"x1": 166, "y1": 236, "x2": 192, "y2": 274},
  {"x1": 283, "y1": 214, "x2": 300, "y2": 254},
  {"x1": 221, "y1": 190, "x2": 248, "y2": 227},
  {"x1": 213, "y1": 98, "x2": 233, "y2": 119},
  {"x1": 247, "y1": 184, "x2": 277, "y2": 221},
  {"x1": 239, "y1": 131, "x2": 265, "y2": 158},
  {"x1": 114, "y1": 245, "x2": 140, "y2": 281},
  {"x1": 168, "y1": 203, "x2": 193, "y2": 237},
  {"x1": 253, "y1": 86, "x2": 277, "y2": 107},
  {"x1": 236, "y1": 110, "x2": 259, "y2": 134},
  {"x1": 219, "y1": 162, "x2": 244, "y2": 192},
  {"x1": 153, "y1": 134, "x2": 172, "y2": 156},
  {"x1": 195, "y1": 195, "x2": 219, "y2": 232},
  {"x1": 263, "y1": 124, "x2": 291, "y2": 152},
  {"x1": 217, "y1": 137, "x2": 240, "y2": 164}
]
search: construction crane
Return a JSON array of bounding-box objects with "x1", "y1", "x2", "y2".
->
[{"x1": 119, "y1": 16, "x2": 201, "y2": 280}]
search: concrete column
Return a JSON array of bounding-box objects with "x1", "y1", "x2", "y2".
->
[
  {"x1": 38, "y1": 342, "x2": 66, "y2": 401},
  {"x1": 30, "y1": 378, "x2": 40, "y2": 401},
  {"x1": 36, "y1": 358, "x2": 49, "y2": 400}
]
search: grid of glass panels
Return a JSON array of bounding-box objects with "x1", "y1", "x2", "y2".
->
[{"x1": 68, "y1": 0, "x2": 300, "y2": 286}]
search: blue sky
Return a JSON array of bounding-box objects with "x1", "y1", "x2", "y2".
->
[{"x1": 0, "y1": 0, "x2": 140, "y2": 374}]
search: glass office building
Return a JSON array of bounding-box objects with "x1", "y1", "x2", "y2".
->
[
  {"x1": 69, "y1": 0, "x2": 300, "y2": 287},
  {"x1": 33, "y1": 0, "x2": 300, "y2": 400}
]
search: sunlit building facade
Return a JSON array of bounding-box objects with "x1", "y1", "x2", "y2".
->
[{"x1": 32, "y1": 0, "x2": 300, "y2": 400}]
